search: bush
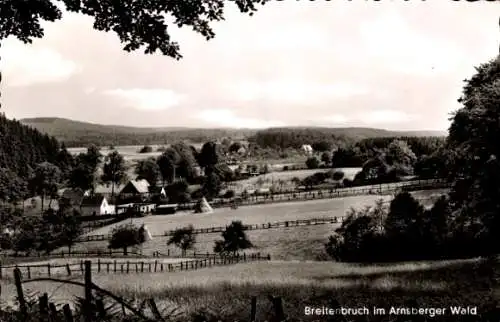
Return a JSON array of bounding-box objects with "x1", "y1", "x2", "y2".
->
[
  {"x1": 138, "y1": 145, "x2": 153, "y2": 153},
  {"x1": 305, "y1": 157, "x2": 320, "y2": 169}
]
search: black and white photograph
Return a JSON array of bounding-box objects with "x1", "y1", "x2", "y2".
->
[{"x1": 0, "y1": 0, "x2": 499, "y2": 321}]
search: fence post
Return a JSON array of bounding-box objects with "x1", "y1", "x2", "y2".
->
[
  {"x1": 107, "y1": 262, "x2": 110, "y2": 273},
  {"x1": 114, "y1": 260, "x2": 117, "y2": 273},
  {"x1": 270, "y1": 296, "x2": 285, "y2": 322},
  {"x1": 127, "y1": 261, "x2": 130, "y2": 273},
  {"x1": 84, "y1": 260, "x2": 92, "y2": 322},
  {"x1": 27, "y1": 266, "x2": 31, "y2": 279},
  {"x1": 14, "y1": 268, "x2": 27, "y2": 317},
  {"x1": 250, "y1": 296, "x2": 257, "y2": 322},
  {"x1": 39, "y1": 293, "x2": 49, "y2": 318},
  {"x1": 47, "y1": 264, "x2": 51, "y2": 277},
  {"x1": 98, "y1": 259, "x2": 101, "y2": 273},
  {"x1": 63, "y1": 304, "x2": 74, "y2": 322},
  {"x1": 154, "y1": 260, "x2": 158, "y2": 272},
  {"x1": 0, "y1": 263, "x2": 2, "y2": 280},
  {"x1": 66, "y1": 264, "x2": 71, "y2": 276},
  {"x1": 141, "y1": 262, "x2": 144, "y2": 273}
]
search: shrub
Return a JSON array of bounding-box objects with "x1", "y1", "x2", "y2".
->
[
  {"x1": 138, "y1": 145, "x2": 153, "y2": 153},
  {"x1": 305, "y1": 157, "x2": 320, "y2": 169}
]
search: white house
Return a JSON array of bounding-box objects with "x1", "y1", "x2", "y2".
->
[
  {"x1": 80, "y1": 195, "x2": 115, "y2": 216},
  {"x1": 302, "y1": 144, "x2": 313, "y2": 155}
]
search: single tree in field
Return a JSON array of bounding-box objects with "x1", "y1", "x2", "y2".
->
[
  {"x1": 305, "y1": 157, "x2": 320, "y2": 169},
  {"x1": 28, "y1": 162, "x2": 61, "y2": 213},
  {"x1": 167, "y1": 225, "x2": 196, "y2": 257},
  {"x1": 108, "y1": 224, "x2": 145, "y2": 255},
  {"x1": 135, "y1": 157, "x2": 161, "y2": 187},
  {"x1": 214, "y1": 221, "x2": 253, "y2": 256},
  {"x1": 101, "y1": 151, "x2": 128, "y2": 199}
]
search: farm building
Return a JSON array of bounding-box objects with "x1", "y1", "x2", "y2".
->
[
  {"x1": 302, "y1": 144, "x2": 313, "y2": 155},
  {"x1": 91, "y1": 183, "x2": 126, "y2": 198},
  {"x1": 119, "y1": 179, "x2": 151, "y2": 199},
  {"x1": 80, "y1": 195, "x2": 115, "y2": 216}
]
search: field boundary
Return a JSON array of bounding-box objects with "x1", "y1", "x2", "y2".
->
[
  {"x1": 76, "y1": 195, "x2": 443, "y2": 243},
  {"x1": 0, "y1": 252, "x2": 270, "y2": 280}
]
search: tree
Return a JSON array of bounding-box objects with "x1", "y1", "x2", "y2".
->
[
  {"x1": 134, "y1": 157, "x2": 160, "y2": 187},
  {"x1": 332, "y1": 171, "x2": 344, "y2": 181},
  {"x1": 202, "y1": 172, "x2": 222, "y2": 200},
  {"x1": 229, "y1": 142, "x2": 243, "y2": 154},
  {"x1": 167, "y1": 225, "x2": 196, "y2": 257},
  {"x1": 157, "y1": 149, "x2": 181, "y2": 184},
  {"x1": 69, "y1": 161, "x2": 95, "y2": 192},
  {"x1": 321, "y1": 152, "x2": 331, "y2": 166},
  {"x1": 446, "y1": 55, "x2": 500, "y2": 250},
  {"x1": 312, "y1": 141, "x2": 332, "y2": 153},
  {"x1": 214, "y1": 221, "x2": 253, "y2": 255},
  {"x1": 108, "y1": 224, "x2": 145, "y2": 255},
  {"x1": 0, "y1": 0, "x2": 267, "y2": 60},
  {"x1": 28, "y1": 162, "x2": 61, "y2": 212},
  {"x1": 305, "y1": 157, "x2": 320, "y2": 169},
  {"x1": 138, "y1": 145, "x2": 153, "y2": 153},
  {"x1": 198, "y1": 141, "x2": 220, "y2": 173},
  {"x1": 385, "y1": 139, "x2": 417, "y2": 174},
  {"x1": 101, "y1": 151, "x2": 128, "y2": 199}
]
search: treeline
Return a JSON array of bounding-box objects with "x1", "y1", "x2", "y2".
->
[
  {"x1": 21, "y1": 118, "x2": 256, "y2": 147},
  {"x1": 249, "y1": 127, "x2": 445, "y2": 150},
  {"x1": 0, "y1": 114, "x2": 74, "y2": 202}
]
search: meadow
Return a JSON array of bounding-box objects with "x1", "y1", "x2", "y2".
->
[
  {"x1": 67, "y1": 189, "x2": 448, "y2": 259},
  {"x1": 1, "y1": 257, "x2": 496, "y2": 321}
]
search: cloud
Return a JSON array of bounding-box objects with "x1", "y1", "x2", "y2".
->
[
  {"x1": 358, "y1": 109, "x2": 420, "y2": 125},
  {"x1": 358, "y1": 11, "x2": 464, "y2": 76},
  {"x1": 196, "y1": 109, "x2": 285, "y2": 129},
  {"x1": 225, "y1": 80, "x2": 371, "y2": 103},
  {"x1": 103, "y1": 88, "x2": 185, "y2": 111},
  {"x1": 0, "y1": 40, "x2": 80, "y2": 86}
]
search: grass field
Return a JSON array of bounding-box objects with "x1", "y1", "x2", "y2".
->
[
  {"x1": 227, "y1": 167, "x2": 362, "y2": 192},
  {"x1": 1, "y1": 257, "x2": 496, "y2": 321},
  {"x1": 67, "y1": 189, "x2": 448, "y2": 259}
]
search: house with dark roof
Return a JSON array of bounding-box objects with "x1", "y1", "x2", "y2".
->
[
  {"x1": 80, "y1": 195, "x2": 114, "y2": 216},
  {"x1": 118, "y1": 179, "x2": 151, "y2": 200}
]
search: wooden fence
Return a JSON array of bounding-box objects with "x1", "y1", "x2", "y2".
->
[
  {"x1": 177, "y1": 178, "x2": 449, "y2": 210},
  {"x1": 2, "y1": 260, "x2": 288, "y2": 322},
  {"x1": 77, "y1": 195, "x2": 441, "y2": 243},
  {"x1": 0, "y1": 252, "x2": 270, "y2": 280}
]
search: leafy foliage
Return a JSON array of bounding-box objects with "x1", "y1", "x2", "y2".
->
[
  {"x1": 1, "y1": 0, "x2": 268, "y2": 59},
  {"x1": 167, "y1": 225, "x2": 196, "y2": 256},
  {"x1": 134, "y1": 157, "x2": 160, "y2": 187},
  {"x1": 101, "y1": 151, "x2": 128, "y2": 198},
  {"x1": 214, "y1": 221, "x2": 253, "y2": 255},
  {"x1": 108, "y1": 224, "x2": 145, "y2": 255}
]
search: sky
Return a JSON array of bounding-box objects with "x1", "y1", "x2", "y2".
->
[{"x1": 0, "y1": 1, "x2": 499, "y2": 131}]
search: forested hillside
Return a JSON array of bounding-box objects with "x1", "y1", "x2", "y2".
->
[
  {"x1": 250, "y1": 127, "x2": 446, "y2": 149},
  {"x1": 0, "y1": 114, "x2": 73, "y2": 202},
  {"x1": 20, "y1": 118, "x2": 256, "y2": 147}
]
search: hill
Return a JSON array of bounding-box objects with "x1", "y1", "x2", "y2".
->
[
  {"x1": 20, "y1": 117, "x2": 447, "y2": 148},
  {"x1": 20, "y1": 118, "x2": 257, "y2": 147}
]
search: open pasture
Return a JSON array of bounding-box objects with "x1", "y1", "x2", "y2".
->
[
  {"x1": 83, "y1": 193, "x2": 394, "y2": 237},
  {"x1": 83, "y1": 188, "x2": 444, "y2": 238},
  {"x1": 69, "y1": 189, "x2": 447, "y2": 258},
  {"x1": 1, "y1": 257, "x2": 494, "y2": 321},
  {"x1": 228, "y1": 167, "x2": 362, "y2": 192}
]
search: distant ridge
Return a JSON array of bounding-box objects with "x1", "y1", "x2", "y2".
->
[{"x1": 20, "y1": 117, "x2": 447, "y2": 147}]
